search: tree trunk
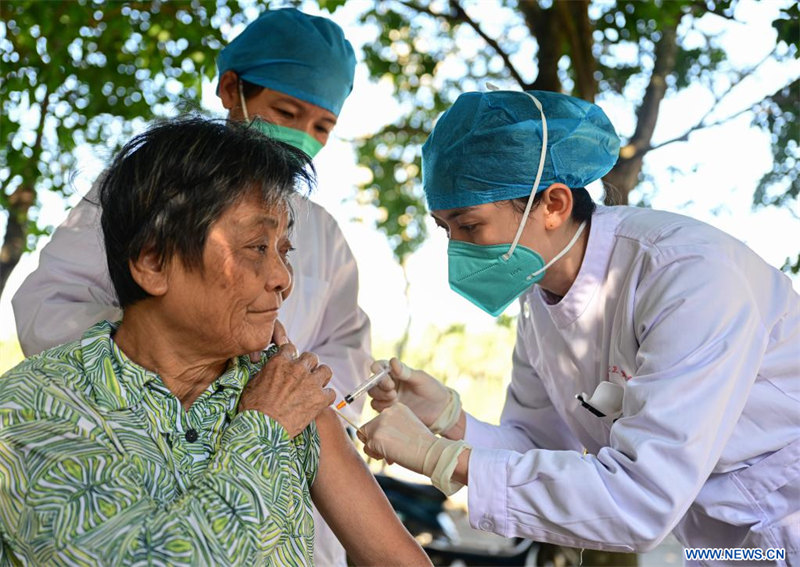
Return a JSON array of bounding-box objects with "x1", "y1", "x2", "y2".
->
[
  {"x1": 603, "y1": 24, "x2": 679, "y2": 205},
  {"x1": 0, "y1": 86, "x2": 48, "y2": 296},
  {"x1": 518, "y1": 1, "x2": 562, "y2": 92},
  {"x1": 557, "y1": 0, "x2": 596, "y2": 101},
  {"x1": 0, "y1": 185, "x2": 35, "y2": 293}
]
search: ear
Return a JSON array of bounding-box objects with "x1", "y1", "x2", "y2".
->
[
  {"x1": 218, "y1": 70, "x2": 243, "y2": 117},
  {"x1": 129, "y1": 248, "x2": 169, "y2": 297},
  {"x1": 540, "y1": 183, "x2": 574, "y2": 231}
]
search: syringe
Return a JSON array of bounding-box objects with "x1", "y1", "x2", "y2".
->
[{"x1": 335, "y1": 362, "x2": 391, "y2": 410}]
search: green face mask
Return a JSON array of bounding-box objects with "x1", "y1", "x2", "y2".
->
[
  {"x1": 238, "y1": 82, "x2": 324, "y2": 159},
  {"x1": 250, "y1": 119, "x2": 323, "y2": 159},
  {"x1": 447, "y1": 221, "x2": 586, "y2": 317}
]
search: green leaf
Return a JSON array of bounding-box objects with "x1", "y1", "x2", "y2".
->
[
  {"x1": 317, "y1": 0, "x2": 348, "y2": 13},
  {"x1": 773, "y1": 3, "x2": 799, "y2": 58},
  {"x1": 0, "y1": 0, "x2": 244, "y2": 294}
]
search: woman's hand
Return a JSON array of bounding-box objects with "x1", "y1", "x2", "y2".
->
[
  {"x1": 270, "y1": 319, "x2": 289, "y2": 347},
  {"x1": 239, "y1": 342, "x2": 335, "y2": 437},
  {"x1": 249, "y1": 319, "x2": 289, "y2": 363}
]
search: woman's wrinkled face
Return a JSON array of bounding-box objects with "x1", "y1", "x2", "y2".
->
[{"x1": 162, "y1": 191, "x2": 293, "y2": 357}]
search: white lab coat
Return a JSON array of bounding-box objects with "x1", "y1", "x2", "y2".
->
[
  {"x1": 11, "y1": 186, "x2": 371, "y2": 567},
  {"x1": 464, "y1": 206, "x2": 800, "y2": 564}
]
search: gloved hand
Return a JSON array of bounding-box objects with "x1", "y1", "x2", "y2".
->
[
  {"x1": 358, "y1": 403, "x2": 435, "y2": 474},
  {"x1": 367, "y1": 358, "x2": 461, "y2": 434},
  {"x1": 358, "y1": 403, "x2": 470, "y2": 496}
]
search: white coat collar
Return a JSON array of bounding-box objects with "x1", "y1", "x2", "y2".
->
[{"x1": 533, "y1": 205, "x2": 619, "y2": 328}]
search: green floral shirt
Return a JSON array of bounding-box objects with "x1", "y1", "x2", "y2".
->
[{"x1": 0, "y1": 321, "x2": 319, "y2": 566}]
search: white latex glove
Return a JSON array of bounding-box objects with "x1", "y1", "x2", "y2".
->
[
  {"x1": 358, "y1": 403, "x2": 470, "y2": 496},
  {"x1": 368, "y1": 358, "x2": 457, "y2": 432},
  {"x1": 358, "y1": 403, "x2": 437, "y2": 474}
]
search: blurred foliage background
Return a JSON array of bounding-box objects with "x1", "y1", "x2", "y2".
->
[
  {"x1": 1, "y1": 0, "x2": 798, "y2": 372},
  {"x1": 373, "y1": 316, "x2": 517, "y2": 424},
  {"x1": 349, "y1": 0, "x2": 798, "y2": 267},
  {"x1": 0, "y1": 4, "x2": 796, "y2": 562},
  {"x1": 1, "y1": 0, "x2": 798, "y2": 296},
  {"x1": 1, "y1": 1, "x2": 245, "y2": 291}
]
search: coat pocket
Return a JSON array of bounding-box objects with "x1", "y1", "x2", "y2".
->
[{"x1": 730, "y1": 438, "x2": 800, "y2": 555}]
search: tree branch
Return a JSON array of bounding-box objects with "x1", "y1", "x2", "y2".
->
[
  {"x1": 350, "y1": 122, "x2": 430, "y2": 144},
  {"x1": 603, "y1": 21, "x2": 679, "y2": 204},
  {"x1": 448, "y1": 0, "x2": 527, "y2": 87},
  {"x1": 641, "y1": 46, "x2": 784, "y2": 156},
  {"x1": 1, "y1": 85, "x2": 50, "y2": 292},
  {"x1": 647, "y1": 103, "x2": 751, "y2": 154},
  {"x1": 397, "y1": 0, "x2": 528, "y2": 87}
]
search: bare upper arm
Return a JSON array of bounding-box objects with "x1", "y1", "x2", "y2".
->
[{"x1": 311, "y1": 408, "x2": 430, "y2": 566}]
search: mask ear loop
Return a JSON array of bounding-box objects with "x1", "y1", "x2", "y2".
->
[
  {"x1": 527, "y1": 219, "x2": 586, "y2": 279},
  {"x1": 238, "y1": 80, "x2": 250, "y2": 122},
  {"x1": 502, "y1": 91, "x2": 548, "y2": 261}
]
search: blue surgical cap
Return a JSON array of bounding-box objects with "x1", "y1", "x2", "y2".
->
[
  {"x1": 216, "y1": 9, "x2": 356, "y2": 116},
  {"x1": 422, "y1": 90, "x2": 620, "y2": 211}
]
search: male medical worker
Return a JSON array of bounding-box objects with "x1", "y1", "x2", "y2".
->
[
  {"x1": 12, "y1": 9, "x2": 370, "y2": 566},
  {"x1": 360, "y1": 90, "x2": 800, "y2": 564}
]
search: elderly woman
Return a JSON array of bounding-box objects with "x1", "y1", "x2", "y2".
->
[{"x1": 0, "y1": 117, "x2": 428, "y2": 566}]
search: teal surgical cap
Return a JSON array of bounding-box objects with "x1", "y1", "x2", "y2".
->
[
  {"x1": 422, "y1": 90, "x2": 620, "y2": 211},
  {"x1": 216, "y1": 8, "x2": 356, "y2": 116}
]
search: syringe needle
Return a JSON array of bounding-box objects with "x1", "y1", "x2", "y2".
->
[
  {"x1": 332, "y1": 408, "x2": 361, "y2": 431},
  {"x1": 335, "y1": 363, "x2": 391, "y2": 409}
]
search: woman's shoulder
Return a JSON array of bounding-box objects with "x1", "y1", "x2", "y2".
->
[
  {"x1": 599, "y1": 205, "x2": 704, "y2": 245},
  {"x1": 599, "y1": 205, "x2": 750, "y2": 264},
  {"x1": 1, "y1": 340, "x2": 88, "y2": 411}
]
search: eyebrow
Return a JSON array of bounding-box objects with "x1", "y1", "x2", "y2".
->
[
  {"x1": 431, "y1": 206, "x2": 478, "y2": 223},
  {"x1": 274, "y1": 95, "x2": 337, "y2": 126},
  {"x1": 273, "y1": 96, "x2": 302, "y2": 109},
  {"x1": 240, "y1": 214, "x2": 279, "y2": 229},
  {"x1": 248, "y1": 214, "x2": 295, "y2": 234}
]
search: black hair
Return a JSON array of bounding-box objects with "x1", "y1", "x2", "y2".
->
[
  {"x1": 240, "y1": 78, "x2": 265, "y2": 100},
  {"x1": 99, "y1": 116, "x2": 314, "y2": 308},
  {"x1": 511, "y1": 186, "x2": 596, "y2": 223}
]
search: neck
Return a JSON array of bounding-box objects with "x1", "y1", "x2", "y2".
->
[
  {"x1": 539, "y1": 219, "x2": 590, "y2": 299},
  {"x1": 114, "y1": 304, "x2": 229, "y2": 410}
]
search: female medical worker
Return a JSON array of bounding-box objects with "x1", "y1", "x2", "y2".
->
[
  {"x1": 11, "y1": 9, "x2": 371, "y2": 567},
  {"x1": 360, "y1": 89, "x2": 800, "y2": 563}
]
